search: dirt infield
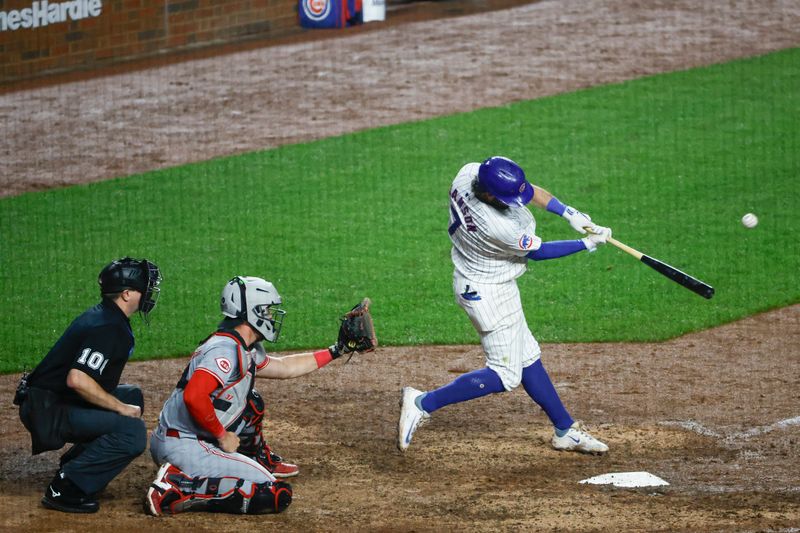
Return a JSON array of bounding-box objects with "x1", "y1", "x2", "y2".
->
[
  {"x1": 2, "y1": 0, "x2": 800, "y2": 531},
  {"x1": 1, "y1": 305, "x2": 799, "y2": 531}
]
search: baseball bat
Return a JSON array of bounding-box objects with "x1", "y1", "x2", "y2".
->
[{"x1": 606, "y1": 236, "x2": 715, "y2": 299}]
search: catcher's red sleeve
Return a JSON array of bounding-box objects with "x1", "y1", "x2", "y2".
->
[{"x1": 183, "y1": 369, "x2": 226, "y2": 439}]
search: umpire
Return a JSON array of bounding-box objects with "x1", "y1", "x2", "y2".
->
[{"x1": 14, "y1": 257, "x2": 162, "y2": 513}]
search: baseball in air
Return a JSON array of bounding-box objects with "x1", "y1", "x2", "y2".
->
[{"x1": 741, "y1": 213, "x2": 758, "y2": 228}]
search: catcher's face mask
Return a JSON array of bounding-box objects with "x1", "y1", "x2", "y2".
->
[{"x1": 253, "y1": 303, "x2": 286, "y2": 343}]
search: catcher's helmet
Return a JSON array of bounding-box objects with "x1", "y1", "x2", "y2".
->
[
  {"x1": 98, "y1": 257, "x2": 162, "y2": 318},
  {"x1": 220, "y1": 276, "x2": 286, "y2": 343},
  {"x1": 477, "y1": 156, "x2": 534, "y2": 207}
]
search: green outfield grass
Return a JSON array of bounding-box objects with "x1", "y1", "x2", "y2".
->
[{"x1": 1, "y1": 47, "x2": 798, "y2": 373}]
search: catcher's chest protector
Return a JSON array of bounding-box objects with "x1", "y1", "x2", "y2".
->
[{"x1": 189, "y1": 333, "x2": 259, "y2": 431}]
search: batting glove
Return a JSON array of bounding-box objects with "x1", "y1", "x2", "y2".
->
[
  {"x1": 589, "y1": 224, "x2": 611, "y2": 240},
  {"x1": 581, "y1": 225, "x2": 611, "y2": 252},
  {"x1": 563, "y1": 206, "x2": 593, "y2": 234}
]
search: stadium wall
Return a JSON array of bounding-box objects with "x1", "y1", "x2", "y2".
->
[{"x1": 0, "y1": 0, "x2": 302, "y2": 84}]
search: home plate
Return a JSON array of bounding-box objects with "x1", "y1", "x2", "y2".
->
[{"x1": 579, "y1": 472, "x2": 669, "y2": 488}]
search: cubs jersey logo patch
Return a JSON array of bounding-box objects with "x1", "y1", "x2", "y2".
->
[
  {"x1": 519, "y1": 234, "x2": 535, "y2": 250},
  {"x1": 215, "y1": 358, "x2": 232, "y2": 374}
]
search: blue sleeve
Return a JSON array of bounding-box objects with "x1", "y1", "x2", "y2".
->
[
  {"x1": 546, "y1": 197, "x2": 567, "y2": 216},
  {"x1": 526, "y1": 240, "x2": 587, "y2": 261}
]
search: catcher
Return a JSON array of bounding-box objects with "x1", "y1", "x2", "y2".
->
[{"x1": 146, "y1": 276, "x2": 375, "y2": 516}]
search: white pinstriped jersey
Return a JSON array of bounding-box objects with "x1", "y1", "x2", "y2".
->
[{"x1": 449, "y1": 163, "x2": 542, "y2": 284}]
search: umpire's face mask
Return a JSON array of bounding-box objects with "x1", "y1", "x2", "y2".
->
[{"x1": 139, "y1": 261, "x2": 162, "y2": 324}]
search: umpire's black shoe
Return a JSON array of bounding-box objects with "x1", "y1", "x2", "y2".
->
[{"x1": 41, "y1": 471, "x2": 99, "y2": 514}]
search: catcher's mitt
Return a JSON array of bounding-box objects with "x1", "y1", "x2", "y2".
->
[{"x1": 334, "y1": 298, "x2": 377, "y2": 361}]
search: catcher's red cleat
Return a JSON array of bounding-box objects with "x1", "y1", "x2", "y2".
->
[{"x1": 255, "y1": 446, "x2": 299, "y2": 478}]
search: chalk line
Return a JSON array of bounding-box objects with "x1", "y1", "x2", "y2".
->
[{"x1": 660, "y1": 416, "x2": 800, "y2": 441}]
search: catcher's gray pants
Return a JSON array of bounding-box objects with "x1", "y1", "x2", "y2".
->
[{"x1": 150, "y1": 424, "x2": 274, "y2": 484}]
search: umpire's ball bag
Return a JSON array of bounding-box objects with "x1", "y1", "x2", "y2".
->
[{"x1": 298, "y1": 0, "x2": 362, "y2": 28}]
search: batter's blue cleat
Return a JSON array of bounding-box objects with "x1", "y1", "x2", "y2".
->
[
  {"x1": 397, "y1": 387, "x2": 430, "y2": 452},
  {"x1": 551, "y1": 421, "x2": 608, "y2": 455}
]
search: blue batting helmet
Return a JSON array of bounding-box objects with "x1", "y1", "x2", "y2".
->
[{"x1": 477, "y1": 156, "x2": 534, "y2": 207}]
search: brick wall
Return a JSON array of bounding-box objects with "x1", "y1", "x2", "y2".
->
[{"x1": 0, "y1": 0, "x2": 302, "y2": 84}]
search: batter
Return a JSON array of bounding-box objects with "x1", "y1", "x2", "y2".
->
[{"x1": 398, "y1": 156, "x2": 611, "y2": 455}]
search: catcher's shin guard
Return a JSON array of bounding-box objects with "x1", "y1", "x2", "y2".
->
[
  {"x1": 204, "y1": 480, "x2": 293, "y2": 514},
  {"x1": 145, "y1": 463, "x2": 292, "y2": 515},
  {"x1": 244, "y1": 480, "x2": 293, "y2": 514}
]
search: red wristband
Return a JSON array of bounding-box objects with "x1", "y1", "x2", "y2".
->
[{"x1": 314, "y1": 349, "x2": 333, "y2": 368}]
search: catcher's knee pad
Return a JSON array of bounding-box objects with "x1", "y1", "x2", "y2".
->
[
  {"x1": 237, "y1": 388, "x2": 266, "y2": 455},
  {"x1": 240, "y1": 389, "x2": 266, "y2": 436},
  {"x1": 246, "y1": 388, "x2": 265, "y2": 419}
]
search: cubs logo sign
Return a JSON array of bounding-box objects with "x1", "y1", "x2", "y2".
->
[
  {"x1": 301, "y1": 0, "x2": 331, "y2": 21},
  {"x1": 215, "y1": 358, "x2": 232, "y2": 374}
]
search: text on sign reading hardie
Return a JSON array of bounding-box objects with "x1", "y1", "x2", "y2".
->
[{"x1": 0, "y1": 1, "x2": 102, "y2": 32}]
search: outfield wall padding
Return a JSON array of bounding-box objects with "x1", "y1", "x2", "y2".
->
[{"x1": 0, "y1": 0, "x2": 302, "y2": 84}]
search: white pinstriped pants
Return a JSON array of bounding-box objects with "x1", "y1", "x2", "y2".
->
[{"x1": 453, "y1": 271, "x2": 541, "y2": 390}]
